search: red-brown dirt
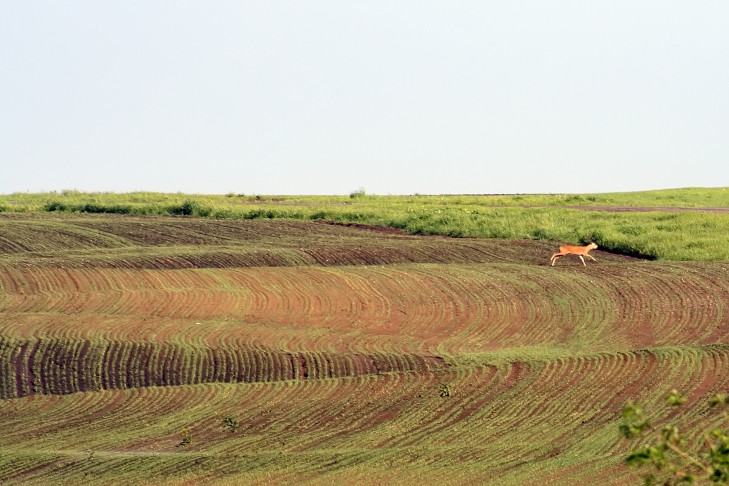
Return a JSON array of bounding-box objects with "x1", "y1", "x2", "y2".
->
[{"x1": 1, "y1": 214, "x2": 728, "y2": 399}]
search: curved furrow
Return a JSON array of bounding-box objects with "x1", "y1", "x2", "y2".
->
[
  {"x1": 573, "y1": 348, "x2": 729, "y2": 463},
  {"x1": 2, "y1": 335, "x2": 454, "y2": 398},
  {"x1": 1, "y1": 268, "x2": 234, "y2": 322},
  {"x1": 0, "y1": 215, "x2": 562, "y2": 270},
  {"x1": 602, "y1": 350, "x2": 661, "y2": 406},
  {"x1": 665, "y1": 346, "x2": 729, "y2": 400},
  {"x1": 393, "y1": 367, "x2": 511, "y2": 449},
  {"x1": 0, "y1": 268, "x2": 30, "y2": 296},
  {"x1": 3, "y1": 264, "x2": 729, "y2": 353},
  {"x1": 0, "y1": 234, "x2": 33, "y2": 253},
  {"x1": 573, "y1": 348, "x2": 686, "y2": 458},
  {"x1": 0, "y1": 393, "x2": 84, "y2": 444},
  {"x1": 419, "y1": 269, "x2": 490, "y2": 345},
  {"x1": 44, "y1": 392, "x2": 130, "y2": 447},
  {"x1": 316, "y1": 267, "x2": 398, "y2": 333},
  {"x1": 460, "y1": 269, "x2": 564, "y2": 351},
  {"x1": 453, "y1": 353, "x2": 647, "y2": 472},
  {"x1": 343, "y1": 265, "x2": 558, "y2": 355},
  {"x1": 0, "y1": 338, "x2": 17, "y2": 398},
  {"x1": 574, "y1": 352, "x2": 640, "y2": 412},
  {"x1": 302, "y1": 245, "x2": 399, "y2": 266},
  {"x1": 635, "y1": 271, "x2": 711, "y2": 345},
  {"x1": 531, "y1": 460, "x2": 632, "y2": 486},
  {"x1": 0, "y1": 219, "x2": 127, "y2": 253},
  {"x1": 284, "y1": 372, "x2": 414, "y2": 452},
  {"x1": 212, "y1": 269, "x2": 302, "y2": 325},
  {"x1": 540, "y1": 270, "x2": 616, "y2": 345},
  {"x1": 696, "y1": 267, "x2": 729, "y2": 343},
  {"x1": 598, "y1": 270, "x2": 656, "y2": 345},
  {"x1": 694, "y1": 346, "x2": 729, "y2": 396},
  {"x1": 401, "y1": 268, "x2": 487, "y2": 349},
  {"x1": 659, "y1": 267, "x2": 727, "y2": 344},
  {"x1": 379, "y1": 363, "x2": 533, "y2": 450},
  {"x1": 347, "y1": 267, "x2": 445, "y2": 347},
  {"x1": 11, "y1": 339, "x2": 34, "y2": 398},
  {"x1": 460, "y1": 349, "x2": 728, "y2": 481},
  {"x1": 507, "y1": 355, "x2": 631, "y2": 436},
  {"x1": 44, "y1": 386, "x2": 207, "y2": 451},
  {"x1": 325, "y1": 269, "x2": 393, "y2": 341},
  {"x1": 0, "y1": 455, "x2": 58, "y2": 484},
  {"x1": 411, "y1": 266, "x2": 602, "y2": 353},
  {"x1": 472, "y1": 269, "x2": 585, "y2": 351},
  {"x1": 4, "y1": 263, "x2": 729, "y2": 401},
  {"x1": 100, "y1": 340, "x2": 123, "y2": 391},
  {"x1": 40, "y1": 339, "x2": 72, "y2": 396},
  {"x1": 585, "y1": 265, "x2": 729, "y2": 348},
  {"x1": 262, "y1": 271, "x2": 327, "y2": 327},
  {"x1": 461, "y1": 362, "x2": 552, "y2": 432},
  {"x1": 3, "y1": 349, "x2": 729, "y2": 485}
]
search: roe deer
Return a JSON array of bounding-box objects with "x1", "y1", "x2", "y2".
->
[{"x1": 550, "y1": 242, "x2": 598, "y2": 266}]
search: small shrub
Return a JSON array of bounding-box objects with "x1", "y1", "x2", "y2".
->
[
  {"x1": 439, "y1": 383, "x2": 452, "y2": 398},
  {"x1": 78, "y1": 203, "x2": 132, "y2": 214},
  {"x1": 44, "y1": 201, "x2": 68, "y2": 212},
  {"x1": 350, "y1": 188, "x2": 366, "y2": 199},
  {"x1": 620, "y1": 389, "x2": 729, "y2": 484},
  {"x1": 171, "y1": 200, "x2": 212, "y2": 217},
  {"x1": 178, "y1": 427, "x2": 193, "y2": 447},
  {"x1": 222, "y1": 416, "x2": 239, "y2": 433}
]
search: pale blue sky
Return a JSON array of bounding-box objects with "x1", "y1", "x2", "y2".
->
[{"x1": 2, "y1": 2, "x2": 728, "y2": 195}]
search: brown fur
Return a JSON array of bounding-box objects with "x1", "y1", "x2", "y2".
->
[{"x1": 550, "y1": 242, "x2": 598, "y2": 266}]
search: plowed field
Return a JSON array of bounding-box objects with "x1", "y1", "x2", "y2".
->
[{"x1": 1, "y1": 213, "x2": 729, "y2": 484}]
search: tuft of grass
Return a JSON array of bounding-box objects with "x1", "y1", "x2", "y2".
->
[
  {"x1": 170, "y1": 200, "x2": 213, "y2": 217},
  {"x1": 177, "y1": 427, "x2": 193, "y2": 447},
  {"x1": 222, "y1": 416, "x2": 239, "y2": 433}
]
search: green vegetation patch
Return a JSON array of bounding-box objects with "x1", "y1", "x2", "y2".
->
[{"x1": 2, "y1": 188, "x2": 729, "y2": 260}]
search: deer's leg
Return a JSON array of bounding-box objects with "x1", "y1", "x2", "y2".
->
[
  {"x1": 579, "y1": 255, "x2": 586, "y2": 266},
  {"x1": 586, "y1": 254, "x2": 597, "y2": 262}
]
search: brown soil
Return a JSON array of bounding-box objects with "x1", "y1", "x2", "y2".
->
[{"x1": 2, "y1": 213, "x2": 729, "y2": 400}]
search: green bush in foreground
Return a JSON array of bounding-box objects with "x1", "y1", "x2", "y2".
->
[{"x1": 620, "y1": 390, "x2": 729, "y2": 484}]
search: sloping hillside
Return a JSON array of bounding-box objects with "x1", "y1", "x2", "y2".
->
[{"x1": 1, "y1": 213, "x2": 728, "y2": 484}]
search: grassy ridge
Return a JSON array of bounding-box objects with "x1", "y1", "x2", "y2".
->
[
  {"x1": 2, "y1": 187, "x2": 729, "y2": 260},
  {"x1": 3, "y1": 186, "x2": 729, "y2": 209}
]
